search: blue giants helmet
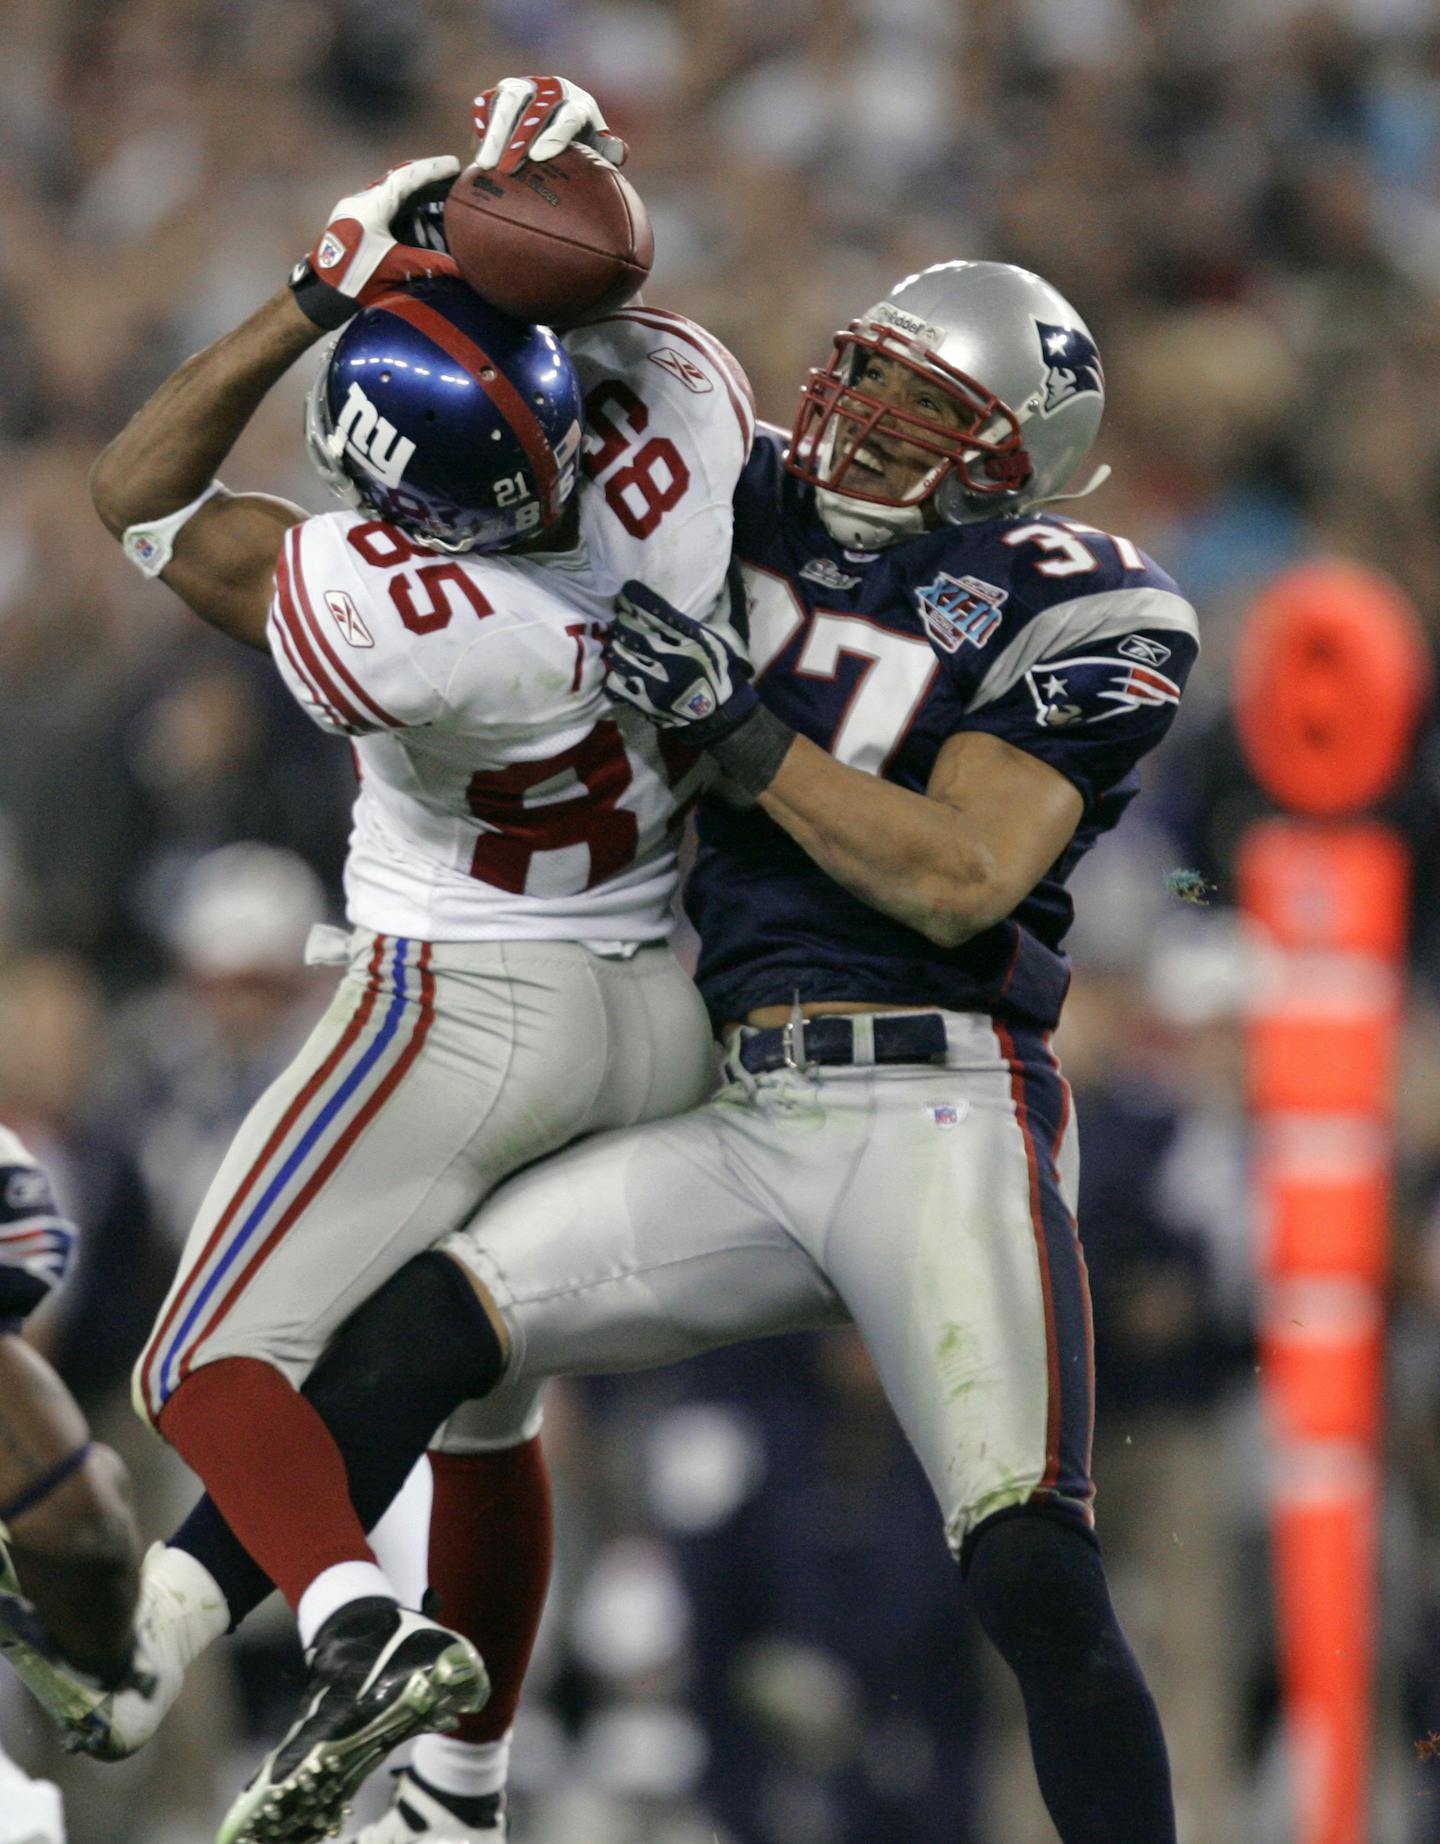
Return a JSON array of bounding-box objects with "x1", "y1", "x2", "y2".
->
[{"x1": 305, "y1": 277, "x2": 584, "y2": 553}]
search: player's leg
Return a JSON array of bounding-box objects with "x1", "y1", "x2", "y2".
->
[
  {"x1": 0, "y1": 1336, "x2": 138, "y2": 1684},
  {"x1": 369, "y1": 1391, "x2": 551, "y2": 1840},
  {"x1": 804, "y1": 1019, "x2": 1175, "y2": 1844},
  {"x1": 137, "y1": 936, "x2": 709, "y2": 1622},
  {"x1": 327, "y1": 1099, "x2": 846, "y2": 1841},
  {"x1": 174, "y1": 938, "x2": 713, "y2": 1843}
]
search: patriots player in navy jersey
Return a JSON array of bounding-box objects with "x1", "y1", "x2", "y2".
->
[
  {"x1": 0, "y1": 1128, "x2": 152, "y2": 1843},
  {"x1": 4, "y1": 85, "x2": 1197, "y2": 1844}
]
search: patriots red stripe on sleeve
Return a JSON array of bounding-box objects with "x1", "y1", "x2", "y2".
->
[
  {"x1": 273, "y1": 542, "x2": 374, "y2": 734},
  {"x1": 287, "y1": 527, "x2": 404, "y2": 730},
  {"x1": 611, "y1": 309, "x2": 755, "y2": 452},
  {"x1": 1122, "y1": 663, "x2": 1181, "y2": 700}
]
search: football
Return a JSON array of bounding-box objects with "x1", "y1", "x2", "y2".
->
[{"x1": 443, "y1": 145, "x2": 653, "y2": 326}]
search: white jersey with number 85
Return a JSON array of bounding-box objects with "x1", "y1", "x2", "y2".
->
[{"x1": 267, "y1": 310, "x2": 755, "y2": 944}]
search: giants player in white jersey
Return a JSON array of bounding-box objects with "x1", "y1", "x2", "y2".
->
[{"x1": 75, "y1": 154, "x2": 753, "y2": 1843}]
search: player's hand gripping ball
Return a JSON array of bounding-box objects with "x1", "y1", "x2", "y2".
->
[{"x1": 444, "y1": 143, "x2": 653, "y2": 325}]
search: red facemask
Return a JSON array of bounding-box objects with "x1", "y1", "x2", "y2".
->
[{"x1": 786, "y1": 321, "x2": 1033, "y2": 511}]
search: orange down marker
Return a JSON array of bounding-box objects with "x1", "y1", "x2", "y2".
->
[{"x1": 1235, "y1": 562, "x2": 1429, "y2": 1844}]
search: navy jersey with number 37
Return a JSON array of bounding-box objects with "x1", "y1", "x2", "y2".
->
[{"x1": 687, "y1": 428, "x2": 1200, "y2": 1028}]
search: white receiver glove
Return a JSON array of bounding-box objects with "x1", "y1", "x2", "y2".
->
[{"x1": 471, "y1": 76, "x2": 626, "y2": 174}]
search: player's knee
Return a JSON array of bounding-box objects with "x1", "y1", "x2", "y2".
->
[
  {"x1": 965, "y1": 1509, "x2": 1127, "y2": 1690},
  {"x1": 432, "y1": 1377, "x2": 544, "y2": 1455},
  {"x1": 307, "y1": 1251, "x2": 507, "y2": 1427}
]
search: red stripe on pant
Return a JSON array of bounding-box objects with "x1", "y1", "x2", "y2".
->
[
  {"x1": 175, "y1": 945, "x2": 437, "y2": 1392},
  {"x1": 139, "y1": 935, "x2": 390, "y2": 1421},
  {"x1": 996, "y1": 1021, "x2": 1063, "y2": 1498}
]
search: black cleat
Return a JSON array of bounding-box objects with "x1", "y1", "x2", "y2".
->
[{"x1": 217, "y1": 1598, "x2": 488, "y2": 1844}]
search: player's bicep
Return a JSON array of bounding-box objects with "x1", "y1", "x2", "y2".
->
[
  {"x1": 158, "y1": 491, "x2": 307, "y2": 651},
  {"x1": 927, "y1": 731, "x2": 1083, "y2": 919}
]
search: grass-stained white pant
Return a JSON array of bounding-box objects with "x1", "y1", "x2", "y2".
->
[{"x1": 442, "y1": 1009, "x2": 1095, "y2": 1552}]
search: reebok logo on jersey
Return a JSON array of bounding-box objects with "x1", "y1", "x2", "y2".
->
[
  {"x1": 326, "y1": 590, "x2": 374, "y2": 648},
  {"x1": 4, "y1": 1169, "x2": 51, "y2": 1212},
  {"x1": 1025, "y1": 654, "x2": 1181, "y2": 728},
  {"x1": 1118, "y1": 633, "x2": 1172, "y2": 667},
  {"x1": 915, "y1": 573, "x2": 1007, "y2": 652},
  {"x1": 647, "y1": 348, "x2": 713, "y2": 394},
  {"x1": 331, "y1": 382, "x2": 416, "y2": 490},
  {"x1": 800, "y1": 558, "x2": 862, "y2": 592}
]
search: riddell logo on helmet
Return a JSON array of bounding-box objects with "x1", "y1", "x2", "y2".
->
[
  {"x1": 331, "y1": 382, "x2": 416, "y2": 489},
  {"x1": 873, "y1": 304, "x2": 944, "y2": 346}
]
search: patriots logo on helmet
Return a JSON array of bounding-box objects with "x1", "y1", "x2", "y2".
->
[{"x1": 1035, "y1": 321, "x2": 1103, "y2": 416}]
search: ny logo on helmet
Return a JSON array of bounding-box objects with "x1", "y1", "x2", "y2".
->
[
  {"x1": 1035, "y1": 321, "x2": 1103, "y2": 416},
  {"x1": 330, "y1": 382, "x2": 417, "y2": 489}
]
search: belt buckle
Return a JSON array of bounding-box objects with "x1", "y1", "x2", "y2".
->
[{"x1": 781, "y1": 995, "x2": 813, "y2": 1074}]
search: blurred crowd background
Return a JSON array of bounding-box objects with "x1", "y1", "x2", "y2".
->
[{"x1": 3, "y1": 0, "x2": 1440, "y2": 1839}]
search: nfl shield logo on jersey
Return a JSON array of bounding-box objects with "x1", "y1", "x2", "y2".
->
[{"x1": 915, "y1": 574, "x2": 1008, "y2": 653}]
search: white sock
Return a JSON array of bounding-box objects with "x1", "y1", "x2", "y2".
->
[
  {"x1": 412, "y1": 1731, "x2": 511, "y2": 1800},
  {"x1": 296, "y1": 1561, "x2": 395, "y2": 1650}
]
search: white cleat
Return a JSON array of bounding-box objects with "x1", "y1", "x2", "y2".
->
[
  {"x1": 0, "y1": 1539, "x2": 227, "y2": 1759},
  {"x1": 0, "y1": 1749, "x2": 65, "y2": 1844},
  {"x1": 342, "y1": 1769, "x2": 505, "y2": 1841}
]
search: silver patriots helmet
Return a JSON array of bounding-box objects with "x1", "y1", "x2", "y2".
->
[{"x1": 787, "y1": 260, "x2": 1106, "y2": 550}]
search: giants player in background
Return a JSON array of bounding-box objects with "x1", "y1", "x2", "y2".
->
[
  {"x1": 67, "y1": 145, "x2": 752, "y2": 1844},
  {"x1": 0, "y1": 1128, "x2": 147, "y2": 1844}
]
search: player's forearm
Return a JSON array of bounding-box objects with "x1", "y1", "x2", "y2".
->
[
  {"x1": 90, "y1": 288, "x2": 321, "y2": 535},
  {"x1": 757, "y1": 735, "x2": 1000, "y2": 948}
]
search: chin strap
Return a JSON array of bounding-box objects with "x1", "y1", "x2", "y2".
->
[{"x1": 1028, "y1": 463, "x2": 1112, "y2": 509}]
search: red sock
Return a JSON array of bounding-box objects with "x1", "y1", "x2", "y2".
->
[
  {"x1": 158, "y1": 1357, "x2": 376, "y2": 1610},
  {"x1": 427, "y1": 1438, "x2": 553, "y2": 1742}
]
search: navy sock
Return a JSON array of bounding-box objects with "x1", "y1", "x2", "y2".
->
[
  {"x1": 170, "y1": 1252, "x2": 503, "y2": 1626},
  {"x1": 965, "y1": 1511, "x2": 1176, "y2": 1844}
]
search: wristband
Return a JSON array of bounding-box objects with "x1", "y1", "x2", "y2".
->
[
  {"x1": 707, "y1": 704, "x2": 796, "y2": 795},
  {"x1": 287, "y1": 258, "x2": 356, "y2": 332},
  {"x1": 121, "y1": 481, "x2": 226, "y2": 579}
]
